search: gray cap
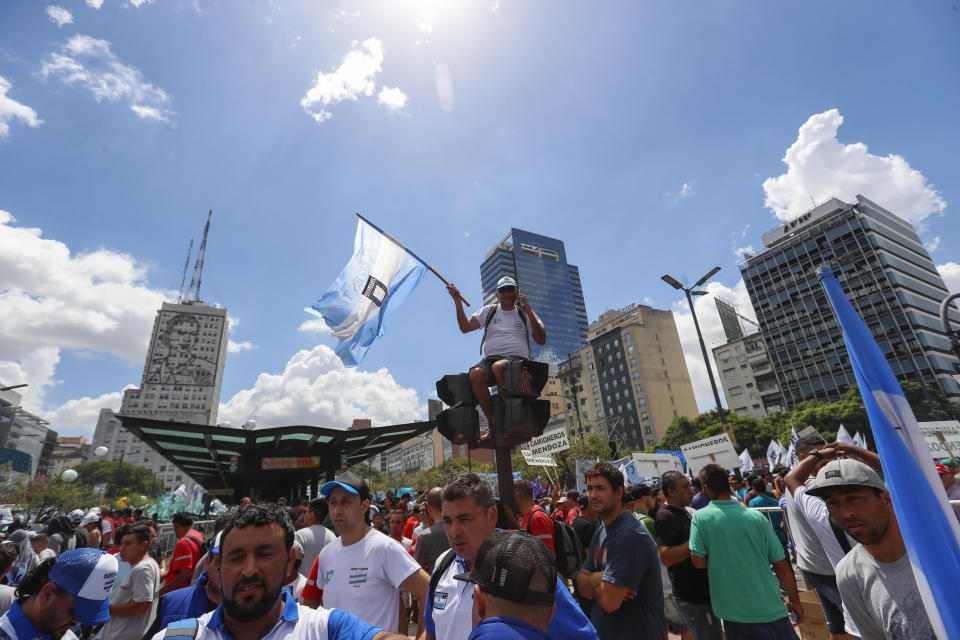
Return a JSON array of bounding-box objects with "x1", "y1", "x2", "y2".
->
[{"x1": 807, "y1": 459, "x2": 886, "y2": 497}]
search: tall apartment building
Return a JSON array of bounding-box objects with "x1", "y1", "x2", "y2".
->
[
  {"x1": 712, "y1": 334, "x2": 784, "y2": 419},
  {"x1": 740, "y1": 195, "x2": 960, "y2": 408},
  {"x1": 92, "y1": 300, "x2": 230, "y2": 491},
  {"x1": 480, "y1": 229, "x2": 588, "y2": 368},
  {"x1": 48, "y1": 436, "x2": 91, "y2": 479},
  {"x1": 558, "y1": 303, "x2": 698, "y2": 450},
  {"x1": 0, "y1": 387, "x2": 58, "y2": 477}
]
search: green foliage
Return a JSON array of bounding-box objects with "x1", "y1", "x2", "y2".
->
[
  {"x1": 1, "y1": 476, "x2": 98, "y2": 519},
  {"x1": 72, "y1": 460, "x2": 165, "y2": 499}
]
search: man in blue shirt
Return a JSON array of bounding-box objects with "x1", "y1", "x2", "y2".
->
[
  {"x1": 576, "y1": 462, "x2": 665, "y2": 640},
  {"x1": 0, "y1": 548, "x2": 118, "y2": 640}
]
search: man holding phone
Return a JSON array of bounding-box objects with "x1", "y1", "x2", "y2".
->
[{"x1": 447, "y1": 276, "x2": 547, "y2": 426}]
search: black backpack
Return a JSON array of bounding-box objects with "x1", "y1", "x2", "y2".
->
[{"x1": 525, "y1": 506, "x2": 584, "y2": 580}]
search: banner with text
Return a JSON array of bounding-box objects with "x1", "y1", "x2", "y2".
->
[
  {"x1": 680, "y1": 434, "x2": 741, "y2": 475},
  {"x1": 521, "y1": 449, "x2": 558, "y2": 467},
  {"x1": 918, "y1": 421, "x2": 960, "y2": 460},
  {"x1": 527, "y1": 426, "x2": 571, "y2": 457}
]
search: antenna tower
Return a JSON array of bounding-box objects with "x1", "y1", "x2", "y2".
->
[
  {"x1": 186, "y1": 210, "x2": 212, "y2": 302},
  {"x1": 177, "y1": 238, "x2": 194, "y2": 303}
]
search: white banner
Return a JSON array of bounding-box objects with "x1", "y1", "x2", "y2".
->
[
  {"x1": 528, "y1": 426, "x2": 571, "y2": 457},
  {"x1": 520, "y1": 449, "x2": 557, "y2": 467},
  {"x1": 681, "y1": 433, "x2": 741, "y2": 475},
  {"x1": 918, "y1": 421, "x2": 960, "y2": 460},
  {"x1": 629, "y1": 453, "x2": 684, "y2": 479}
]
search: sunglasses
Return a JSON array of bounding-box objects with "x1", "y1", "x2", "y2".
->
[{"x1": 497, "y1": 286, "x2": 516, "y2": 293}]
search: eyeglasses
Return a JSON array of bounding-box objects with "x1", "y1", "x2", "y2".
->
[{"x1": 497, "y1": 286, "x2": 516, "y2": 293}]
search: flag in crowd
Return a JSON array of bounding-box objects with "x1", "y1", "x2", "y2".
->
[
  {"x1": 837, "y1": 424, "x2": 854, "y2": 444},
  {"x1": 819, "y1": 265, "x2": 960, "y2": 640},
  {"x1": 739, "y1": 448, "x2": 753, "y2": 474},
  {"x1": 853, "y1": 430, "x2": 866, "y2": 449},
  {"x1": 311, "y1": 215, "x2": 429, "y2": 366}
]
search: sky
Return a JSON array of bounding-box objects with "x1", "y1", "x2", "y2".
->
[{"x1": 1, "y1": 0, "x2": 958, "y2": 440}]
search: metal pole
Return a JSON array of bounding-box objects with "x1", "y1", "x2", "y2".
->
[
  {"x1": 685, "y1": 288, "x2": 726, "y2": 424},
  {"x1": 495, "y1": 445, "x2": 517, "y2": 512}
]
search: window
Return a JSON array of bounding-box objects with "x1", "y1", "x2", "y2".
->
[
  {"x1": 614, "y1": 339, "x2": 620, "y2": 347},
  {"x1": 593, "y1": 386, "x2": 599, "y2": 394},
  {"x1": 615, "y1": 392, "x2": 621, "y2": 401},
  {"x1": 730, "y1": 386, "x2": 743, "y2": 396},
  {"x1": 591, "y1": 374, "x2": 597, "y2": 382},
  {"x1": 626, "y1": 401, "x2": 633, "y2": 410},
  {"x1": 589, "y1": 363, "x2": 594, "y2": 370},
  {"x1": 625, "y1": 332, "x2": 632, "y2": 341},
  {"x1": 595, "y1": 399, "x2": 601, "y2": 407},
  {"x1": 630, "y1": 358, "x2": 636, "y2": 366},
  {"x1": 633, "y1": 371, "x2": 640, "y2": 380},
  {"x1": 580, "y1": 398, "x2": 586, "y2": 406},
  {"x1": 637, "y1": 397, "x2": 647, "y2": 406}
]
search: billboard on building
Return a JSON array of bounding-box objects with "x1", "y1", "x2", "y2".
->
[{"x1": 715, "y1": 298, "x2": 743, "y2": 342}]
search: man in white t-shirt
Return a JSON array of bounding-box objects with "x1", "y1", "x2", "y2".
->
[
  {"x1": 301, "y1": 471, "x2": 430, "y2": 633},
  {"x1": 294, "y1": 498, "x2": 336, "y2": 577},
  {"x1": 388, "y1": 510, "x2": 413, "y2": 551},
  {"x1": 447, "y1": 275, "x2": 547, "y2": 426},
  {"x1": 101, "y1": 524, "x2": 160, "y2": 640}
]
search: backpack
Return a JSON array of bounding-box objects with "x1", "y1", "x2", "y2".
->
[
  {"x1": 427, "y1": 549, "x2": 458, "y2": 608},
  {"x1": 525, "y1": 506, "x2": 584, "y2": 580},
  {"x1": 479, "y1": 304, "x2": 529, "y2": 356},
  {"x1": 183, "y1": 531, "x2": 208, "y2": 559}
]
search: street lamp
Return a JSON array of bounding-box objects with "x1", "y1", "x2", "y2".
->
[{"x1": 661, "y1": 267, "x2": 730, "y2": 435}]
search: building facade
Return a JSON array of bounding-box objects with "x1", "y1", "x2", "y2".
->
[
  {"x1": 741, "y1": 195, "x2": 960, "y2": 408},
  {"x1": 480, "y1": 229, "x2": 588, "y2": 368},
  {"x1": 48, "y1": 436, "x2": 91, "y2": 479},
  {"x1": 712, "y1": 333, "x2": 784, "y2": 419},
  {"x1": 92, "y1": 300, "x2": 230, "y2": 491},
  {"x1": 558, "y1": 303, "x2": 698, "y2": 450},
  {"x1": 0, "y1": 388, "x2": 57, "y2": 478}
]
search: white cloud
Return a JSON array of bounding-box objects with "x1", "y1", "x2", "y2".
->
[
  {"x1": 218, "y1": 345, "x2": 425, "y2": 428},
  {"x1": 676, "y1": 182, "x2": 693, "y2": 203},
  {"x1": 302, "y1": 38, "x2": 405, "y2": 123},
  {"x1": 938, "y1": 262, "x2": 960, "y2": 294},
  {"x1": 129, "y1": 0, "x2": 153, "y2": 7},
  {"x1": 925, "y1": 236, "x2": 941, "y2": 253},
  {"x1": 44, "y1": 388, "x2": 131, "y2": 438},
  {"x1": 733, "y1": 245, "x2": 755, "y2": 260},
  {"x1": 228, "y1": 340, "x2": 256, "y2": 353},
  {"x1": 41, "y1": 34, "x2": 175, "y2": 124},
  {"x1": 86, "y1": 0, "x2": 105, "y2": 8},
  {"x1": 416, "y1": 13, "x2": 437, "y2": 34},
  {"x1": 763, "y1": 109, "x2": 946, "y2": 225},
  {"x1": 298, "y1": 314, "x2": 330, "y2": 335},
  {"x1": 0, "y1": 75, "x2": 43, "y2": 139},
  {"x1": 670, "y1": 279, "x2": 757, "y2": 414},
  {"x1": 377, "y1": 86, "x2": 407, "y2": 110},
  {"x1": 46, "y1": 6, "x2": 73, "y2": 27},
  {"x1": 0, "y1": 209, "x2": 175, "y2": 424}
]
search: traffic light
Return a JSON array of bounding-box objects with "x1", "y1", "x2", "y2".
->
[
  {"x1": 502, "y1": 360, "x2": 550, "y2": 397},
  {"x1": 435, "y1": 373, "x2": 480, "y2": 445},
  {"x1": 485, "y1": 359, "x2": 551, "y2": 448}
]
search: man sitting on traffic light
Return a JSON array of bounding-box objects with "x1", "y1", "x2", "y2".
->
[{"x1": 447, "y1": 276, "x2": 547, "y2": 427}]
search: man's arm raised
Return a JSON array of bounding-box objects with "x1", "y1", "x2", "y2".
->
[{"x1": 448, "y1": 284, "x2": 480, "y2": 334}]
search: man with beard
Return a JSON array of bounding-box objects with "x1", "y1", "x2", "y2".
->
[
  {"x1": 151, "y1": 504, "x2": 405, "y2": 640},
  {"x1": 809, "y1": 457, "x2": 935, "y2": 639},
  {"x1": 0, "y1": 548, "x2": 118, "y2": 640}
]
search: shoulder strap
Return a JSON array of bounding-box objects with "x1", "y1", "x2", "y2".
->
[
  {"x1": 428, "y1": 549, "x2": 457, "y2": 601},
  {"x1": 479, "y1": 303, "x2": 530, "y2": 356},
  {"x1": 829, "y1": 518, "x2": 852, "y2": 555},
  {"x1": 163, "y1": 618, "x2": 199, "y2": 640}
]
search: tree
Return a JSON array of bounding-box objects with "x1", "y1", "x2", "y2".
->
[
  {"x1": 2, "y1": 477, "x2": 97, "y2": 520},
  {"x1": 72, "y1": 461, "x2": 164, "y2": 499}
]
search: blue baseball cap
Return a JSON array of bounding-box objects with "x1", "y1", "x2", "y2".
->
[
  {"x1": 320, "y1": 470, "x2": 370, "y2": 500},
  {"x1": 48, "y1": 549, "x2": 118, "y2": 625},
  {"x1": 210, "y1": 531, "x2": 222, "y2": 555}
]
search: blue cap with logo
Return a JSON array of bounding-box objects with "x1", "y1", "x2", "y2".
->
[{"x1": 48, "y1": 549, "x2": 119, "y2": 625}]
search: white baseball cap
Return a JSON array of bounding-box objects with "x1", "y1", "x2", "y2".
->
[
  {"x1": 496, "y1": 276, "x2": 517, "y2": 290},
  {"x1": 48, "y1": 549, "x2": 119, "y2": 625}
]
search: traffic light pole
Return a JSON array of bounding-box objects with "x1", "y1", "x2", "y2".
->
[{"x1": 495, "y1": 445, "x2": 517, "y2": 513}]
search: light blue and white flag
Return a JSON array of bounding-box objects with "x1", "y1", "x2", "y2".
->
[
  {"x1": 739, "y1": 448, "x2": 753, "y2": 474},
  {"x1": 766, "y1": 439, "x2": 780, "y2": 471},
  {"x1": 852, "y1": 430, "x2": 866, "y2": 449},
  {"x1": 819, "y1": 266, "x2": 960, "y2": 640},
  {"x1": 836, "y1": 424, "x2": 854, "y2": 445},
  {"x1": 312, "y1": 215, "x2": 428, "y2": 366},
  {"x1": 785, "y1": 427, "x2": 799, "y2": 468}
]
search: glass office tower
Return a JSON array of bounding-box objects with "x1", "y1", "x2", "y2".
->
[
  {"x1": 480, "y1": 229, "x2": 588, "y2": 368},
  {"x1": 740, "y1": 195, "x2": 960, "y2": 408}
]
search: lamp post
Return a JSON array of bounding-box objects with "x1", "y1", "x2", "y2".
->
[{"x1": 661, "y1": 267, "x2": 732, "y2": 441}]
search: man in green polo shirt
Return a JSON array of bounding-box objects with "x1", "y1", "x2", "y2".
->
[{"x1": 689, "y1": 463, "x2": 803, "y2": 639}]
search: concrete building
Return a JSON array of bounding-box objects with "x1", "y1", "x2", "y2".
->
[
  {"x1": 712, "y1": 333, "x2": 785, "y2": 419},
  {"x1": 48, "y1": 436, "x2": 91, "y2": 479},
  {"x1": 480, "y1": 229, "x2": 588, "y2": 368},
  {"x1": 92, "y1": 300, "x2": 230, "y2": 491},
  {"x1": 740, "y1": 195, "x2": 960, "y2": 408},
  {"x1": 558, "y1": 302, "x2": 698, "y2": 450},
  {"x1": 540, "y1": 377, "x2": 564, "y2": 417},
  {"x1": 0, "y1": 387, "x2": 58, "y2": 477},
  {"x1": 401, "y1": 434, "x2": 435, "y2": 475}
]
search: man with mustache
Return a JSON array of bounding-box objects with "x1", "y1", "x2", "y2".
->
[
  {"x1": 808, "y1": 456, "x2": 936, "y2": 640},
  {"x1": 151, "y1": 504, "x2": 407, "y2": 640}
]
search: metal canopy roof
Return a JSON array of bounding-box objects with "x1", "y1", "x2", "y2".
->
[{"x1": 117, "y1": 415, "x2": 434, "y2": 502}]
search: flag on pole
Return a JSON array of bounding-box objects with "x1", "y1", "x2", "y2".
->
[
  {"x1": 311, "y1": 215, "x2": 428, "y2": 366},
  {"x1": 837, "y1": 424, "x2": 854, "y2": 445},
  {"x1": 766, "y1": 439, "x2": 780, "y2": 471},
  {"x1": 739, "y1": 448, "x2": 753, "y2": 474},
  {"x1": 819, "y1": 266, "x2": 960, "y2": 640},
  {"x1": 785, "y1": 427, "x2": 799, "y2": 468},
  {"x1": 852, "y1": 431, "x2": 866, "y2": 449},
  {"x1": 776, "y1": 439, "x2": 788, "y2": 467}
]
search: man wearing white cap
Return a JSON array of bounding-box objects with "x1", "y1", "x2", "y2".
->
[
  {"x1": 0, "y1": 548, "x2": 118, "y2": 640},
  {"x1": 80, "y1": 513, "x2": 101, "y2": 550},
  {"x1": 446, "y1": 275, "x2": 546, "y2": 427}
]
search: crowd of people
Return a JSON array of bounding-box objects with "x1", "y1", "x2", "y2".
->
[{"x1": 0, "y1": 438, "x2": 954, "y2": 640}]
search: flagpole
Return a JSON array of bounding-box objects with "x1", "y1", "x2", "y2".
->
[{"x1": 356, "y1": 213, "x2": 470, "y2": 306}]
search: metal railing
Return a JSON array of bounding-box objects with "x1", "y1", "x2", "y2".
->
[{"x1": 154, "y1": 519, "x2": 218, "y2": 558}]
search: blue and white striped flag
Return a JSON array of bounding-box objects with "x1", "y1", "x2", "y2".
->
[
  {"x1": 311, "y1": 215, "x2": 428, "y2": 366},
  {"x1": 819, "y1": 266, "x2": 960, "y2": 640}
]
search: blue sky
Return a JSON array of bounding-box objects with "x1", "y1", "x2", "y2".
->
[{"x1": 1, "y1": 0, "x2": 958, "y2": 438}]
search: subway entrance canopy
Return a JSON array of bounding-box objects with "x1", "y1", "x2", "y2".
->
[{"x1": 117, "y1": 416, "x2": 435, "y2": 503}]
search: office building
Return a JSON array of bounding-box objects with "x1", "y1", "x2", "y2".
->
[
  {"x1": 0, "y1": 387, "x2": 57, "y2": 477},
  {"x1": 92, "y1": 300, "x2": 230, "y2": 491},
  {"x1": 558, "y1": 302, "x2": 698, "y2": 450},
  {"x1": 480, "y1": 229, "x2": 588, "y2": 367},
  {"x1": 712, "y1": 334, "x2": 784, "y2": 419},
  {"x1": 48, "y1": 436, "x2": 91, "y2": 479},
  {"x1": 740, "y1": 195, "x2": 960, "y2": 408}
]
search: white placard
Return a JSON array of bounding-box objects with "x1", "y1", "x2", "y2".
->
[
  {"x1": 528, "y1": 426, "x2": 571, "y2": 457},
  {"x1": 629, "y1": 453, "x2": 684, "y2": 479},
  {"x1": 918, "y1": 420, "x2": 960, "y2": 460},
  {"x1": 681, "y1": 434, "x2": 741, "y2": 475},
  {"x1": 520, "y1": 449, "x2": 557, "y2": 467}
]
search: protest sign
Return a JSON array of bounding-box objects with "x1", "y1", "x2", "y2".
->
[
  {"x1": 918, "y1": 421, "x2": 960, "y2": 460},
  {"x1": 630, "y1": 453, "x2": 684, "y2": 478},
  {"x1": 528, "y1": 426, "x2": 571, "y2": 457},
  {"x1": 681, "y1": 434, "x2": 741, "y2": 475},
  {"x1": 521, "y1": 449, "x2": 558, "y2": 467}
]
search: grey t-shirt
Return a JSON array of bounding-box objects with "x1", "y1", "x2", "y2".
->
[
  {"x1": 294, "y1": 524, "x2": 336, "y2": 577},
  {"x1": 100, "y1": 556, "x2": 160, "y2": 640},
  {"x1": 413, "y1": 521, "x2": 450, "y2": 572},
  {"x1": 784, "y1": 479, "x2": 834, "y2": 575},
  {"x1": 0, "y1": 585, "x2": 14, "y2": 617},
  {"x1": 836, "y1": 544, "x2": 935, "y2": 640}
]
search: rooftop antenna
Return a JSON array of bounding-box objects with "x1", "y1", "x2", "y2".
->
[
  {"x1": 177, "y1": 238, "x2": 194, "y2": 303},
  {"x1": 186, "y1": 210, "x2": 212, "y2": 302}
]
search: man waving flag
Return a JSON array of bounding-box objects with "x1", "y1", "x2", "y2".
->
[
  {"x1": 818, "y1": 265, "x2": 960, "y2": 640},
  {"x1": 311, "y1": 215, "x2": 429, "y2": 366}
]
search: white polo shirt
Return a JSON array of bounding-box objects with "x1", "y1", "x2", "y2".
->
[
  {"x1": 424, "y1": 552, "x2": 473, "y2": 640},
  {"x1": 149, "y1": 591, "x2": 381, "y2": 640}
]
